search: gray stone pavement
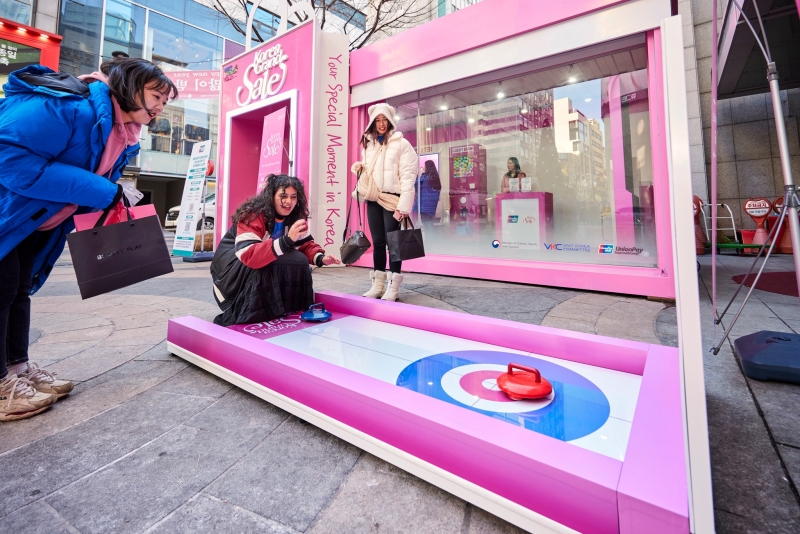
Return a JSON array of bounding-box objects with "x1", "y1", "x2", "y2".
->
[{"x1": 0, "y1": 236, "x2": 798, "y2": 532}]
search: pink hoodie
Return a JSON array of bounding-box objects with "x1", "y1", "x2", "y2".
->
[{"x1": 38, "y1": 72, "x2": 142, "y2": 231}]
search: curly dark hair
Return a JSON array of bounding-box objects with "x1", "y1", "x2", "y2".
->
[{"x1": 232, "y1": 174, "x2": 309, "y2": 234}]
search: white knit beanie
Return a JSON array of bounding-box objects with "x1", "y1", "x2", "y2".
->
[{"x1": 366, "y1": 103, "x2": 396, "y2": 133}]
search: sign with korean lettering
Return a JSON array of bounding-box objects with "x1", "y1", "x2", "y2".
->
[
  {"x1": 0, "y1": 38, "x2": 41, "y2": 98},
  {"x1": 164, "y1": 70, "x2": 221, "y2": 100}
]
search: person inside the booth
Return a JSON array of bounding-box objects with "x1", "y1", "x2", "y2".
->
[
  {"x1": 211, "y1": 174, "x2": 340, "y2": 326},
  {"x1": 500, "y1": 157, "x2": 526, "y2": 193}
]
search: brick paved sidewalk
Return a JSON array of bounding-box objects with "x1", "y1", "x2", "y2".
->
[{"x1": 0, "y1": 250, "x2": 797, "y2": 533}]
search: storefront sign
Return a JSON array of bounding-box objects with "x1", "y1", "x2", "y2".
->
[
  {"x1": 237, "y1": 42, "x2": 289, "y2": 107},
  {"x1": 314, "y1": 34, "x2": 350, "y2": 255},
  {"x1": 0, "y1": 38, "x2": 41, "y2": 98},
  {"x1": 257, "y1": 107, "x2": 289, "y2": 192},
  {"x1": 173, "y1": 141, "x2": 213, "y2": 256},
  {"x1": 164, "y1": 70, "x2": 220, "y2": 100}
]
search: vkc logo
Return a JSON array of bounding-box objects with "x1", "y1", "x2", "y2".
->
[
  {"x1": 543, "y1": 243, "x2": 562, "y2": 251},
  {"x1": 599, "y1": 244, "x2": 614, "y2": 254}
]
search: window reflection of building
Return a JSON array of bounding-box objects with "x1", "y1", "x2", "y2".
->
[{"x1": 389, "y1": 44, "x2": 656, "y2": 268}]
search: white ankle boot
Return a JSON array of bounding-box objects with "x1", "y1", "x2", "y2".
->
[
  {"x1": 363, "y1": 270, "x2": 387, "y2": 298},
  {"x1": 381, "y1": 272, "x2": 404, "y2": 301}
]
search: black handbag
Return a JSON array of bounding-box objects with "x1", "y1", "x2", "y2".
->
[
  {"x1": 387, "y1": 217, "x2": 425, "y2": 262},
  {"x1": 67, "y1": 198, "x2": 174, "y2": 299},
  {"x1": 340, "y1": 174, "x2": 371, "y2": 264}
]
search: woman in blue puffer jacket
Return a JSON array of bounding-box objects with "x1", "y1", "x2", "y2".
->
[{"x1": 0, "y1": 58, "x2": 177, "y2": 421}]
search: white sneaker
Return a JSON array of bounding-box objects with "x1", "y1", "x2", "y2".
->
[
  {"x1": 0, "y1": 374, "x2": 56, "y2": 421},
  {"x1": 20, "y1": 362, "x2": 74, "y2": 399}
]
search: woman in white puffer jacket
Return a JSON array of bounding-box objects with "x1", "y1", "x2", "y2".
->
[{"x1": 351, "y1": 103, "x2": 418, "y2": 301}]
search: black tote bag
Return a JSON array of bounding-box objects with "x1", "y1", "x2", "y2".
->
[
  {"x1": 340, "y1": 173, "x2": 371, "y2": 264},
  {"x1": 387, "y1": 217, "x2": 425, "y2": 262},
  {"x1": 67, "y1": 200, "x2": 174, "y2": 299}
]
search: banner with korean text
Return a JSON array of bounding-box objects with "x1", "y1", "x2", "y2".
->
[{"x1": 164, "y1": 70, "x2": 221, "y2": 100}]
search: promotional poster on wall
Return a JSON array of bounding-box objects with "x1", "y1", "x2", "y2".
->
[{"x1": 257, "y1": 107, "x2": 290, "y2": 193}]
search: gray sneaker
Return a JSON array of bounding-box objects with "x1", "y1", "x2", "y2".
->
[
  {"x1": 20, "y1": 363, "x2": 74, "y2": 399},
  {"x1": 0, "y1": 375, "x2": 56, "y2": 421}
]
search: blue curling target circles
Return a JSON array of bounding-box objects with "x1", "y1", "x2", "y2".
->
[{"x1": 396, "y1": 350, "x2": 611, "y2": 441}]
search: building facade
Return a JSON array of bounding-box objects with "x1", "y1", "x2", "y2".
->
[{"x1": 680, "y1": 0, "x2": 800, "y2": 234}]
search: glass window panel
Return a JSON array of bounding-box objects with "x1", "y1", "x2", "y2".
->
[
  {"x1": 102, "y1": 0, "x2": 146, "y2": 60},
  {"x1": 393, "y1": 45, "x2": 657, "y2": 268},
  {"x1": 58, "y1": 0, "x2": 104, "y2": 76},
  {"x1": 143, "y1": 14, "x2": 221, "y2": 179},
  {"x1": 147, "y1": 12, "x2": 185, "y2": 67},
  {"x1": 0, "y1": 0, "x2": 31, "y2": 25},
  {"x1": 183, "y1": 25, "x2": 223, "y2": 70},
  {"x1": 140, "y1": 0, "x2": 186, "y2": 20},
  {"x1": 185, "y1": 0, "x2": 222, "y2": 35}
]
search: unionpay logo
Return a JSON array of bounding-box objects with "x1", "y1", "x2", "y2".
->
[
  {"x1": 599, "y1": 244, "x2": 614, "y2": 254},
  {"x1": 507, "y1": 215, "x2": 519, "y2": 223}
]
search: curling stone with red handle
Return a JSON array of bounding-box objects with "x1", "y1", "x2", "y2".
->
[{"x1": 496, "y1": 363, "x2": 553, "y2": 400}]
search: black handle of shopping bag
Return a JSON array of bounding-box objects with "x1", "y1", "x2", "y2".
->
[
  {"x1": 93, "y1": 194, "x2": 133, "y2": 230},
  {"x1": 343, "y1": 171, "x2": 364, "y2": 243}
]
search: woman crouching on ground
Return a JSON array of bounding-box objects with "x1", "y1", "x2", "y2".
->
[{"x1": 211, "y1": 174, "x2": 340, "y2": 326}]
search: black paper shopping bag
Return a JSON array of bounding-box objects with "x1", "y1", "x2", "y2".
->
[
  {"x1": 67, "y1": 204, "x2": 174, "y2": 299},
  {"x1": 387, "y1": 218, "x2": 425, "y2": 262}
]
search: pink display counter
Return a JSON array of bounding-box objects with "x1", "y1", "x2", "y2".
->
[{"x1": 495, "y1": 192, "x2": 554, "y2": 249}]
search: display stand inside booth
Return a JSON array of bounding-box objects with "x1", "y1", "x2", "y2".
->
[{"x1": 168, "y1": 1, "x2": 713, "y2": 533}]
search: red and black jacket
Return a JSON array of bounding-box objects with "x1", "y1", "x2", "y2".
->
[{"x1": 211, "y1": 214, "x2": 324, "y2": 309}]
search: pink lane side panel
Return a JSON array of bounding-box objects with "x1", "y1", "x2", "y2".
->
[
  {"x1": 349, "y1": 0, "x2": 632, "y2": 85},
  {"x1": 167, "y1": 315, "x2": 622, "y2": 533},
  {"x1": 617, "y1": 344, "x2": 689, "y2": 533},
  {"x1": 315, "y1": 290, "x2": 649, "y2": 375}
]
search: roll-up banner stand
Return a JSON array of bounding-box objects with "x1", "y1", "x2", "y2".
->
[{"x1": 172, "y1": 140, "x2": 213, "y2": 257}]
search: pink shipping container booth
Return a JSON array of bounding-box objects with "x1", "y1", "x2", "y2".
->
[{"x1": 175, "y1": 1, "x2": 713, "y2": 533}]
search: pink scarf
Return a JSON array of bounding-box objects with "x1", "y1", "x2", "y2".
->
[{"x1": 38, "y1": 72, "x2": 142, "y2": 231}]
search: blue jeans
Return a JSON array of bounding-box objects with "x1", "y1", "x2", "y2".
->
[{"x1": 0, "y1": 233, "x2": 36, "y2": 379}]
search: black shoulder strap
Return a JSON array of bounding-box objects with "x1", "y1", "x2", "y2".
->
[{"x1": 17, "y1": 71, "x2": 90, "y2": 98}]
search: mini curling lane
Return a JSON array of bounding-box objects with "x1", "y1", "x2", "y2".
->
[{"x1": 167, "y1": 291, "x2": 688, "y2": 533}]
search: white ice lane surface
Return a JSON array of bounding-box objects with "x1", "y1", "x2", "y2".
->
[{"x1": 264, "y1": 316, "x2": 641, "y2": 460}]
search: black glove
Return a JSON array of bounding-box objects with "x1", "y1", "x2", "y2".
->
[{"x1": 106, "y1": 184, "x2": 123, "y2": 210}]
